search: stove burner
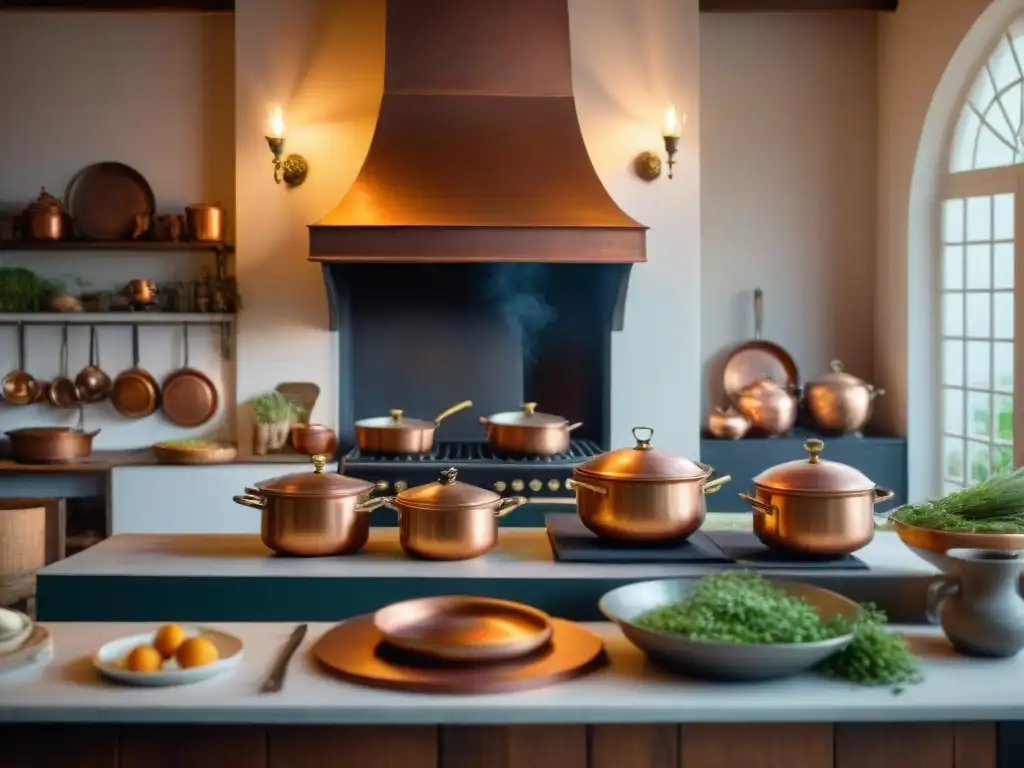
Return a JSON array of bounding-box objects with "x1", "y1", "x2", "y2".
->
[{"x1": 343, "y1": 440, "x2": 604, "y2": 465}]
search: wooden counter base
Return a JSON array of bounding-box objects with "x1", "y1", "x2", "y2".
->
[{"x1": 0, "y1": 722, "x2": 997, "y2": 768}]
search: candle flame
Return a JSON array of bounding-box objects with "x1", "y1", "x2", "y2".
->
[
  {"x1": 269, "y1": 106, "x2": 286, "y2": 139},
  {"x1": 663, "y1": 104, "x2": 683, "y2": 138}
]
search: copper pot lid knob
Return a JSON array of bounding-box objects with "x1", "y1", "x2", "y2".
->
[
  {"x1": 522, "y1": 402, "x2": 537, "y2": 415},
  {"x1": 632, "y1": 426, "x2": 655, "y2": 450},
  {"x1": 438, "y1": 467, "x2": 458, "y2": 485},
  {"x1": 804, "y1": 439, "x2": 824, "y2": 464},
  {"x1": 312, "y1": 454, "x2": 328, "y2": 474},
  {"x1": 389, "y1": 409, "x2": 404, "y2": 421}
]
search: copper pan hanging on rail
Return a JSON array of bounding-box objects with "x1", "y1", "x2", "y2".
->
[
  {"x1": 161, "y1": 324, "x2": 218, "y2": 427},
  {"x1": 722, "y1": 288, "x2": 799, "y2": 401}
]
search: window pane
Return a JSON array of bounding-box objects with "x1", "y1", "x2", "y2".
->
[
  {"x1": 943, "y1": 340, "x2": 965, "y2": 386},
  {"x1": 944, "y1": 199, "x2": 965, "y2": 242},
  {"x1": 994, "y1": 444, "x2": 1015, "y2": 474},
  {"x1": 944, "y1": 387, "x2": 965, "y2": 436},
  {"x1": 994, "y1": 292, "x2": 1014, "y2": 339},
  {"x1": 995, "y1": 394, "x2": 1014, "y2": 442},
  {"x1": 967, "y1": 340, "x2": 992, "y2": 389},
  {"x1": 944, "y1": 246, "x2": 965, "y2": 289},
  {"x1": 967, "y1": 196, "x2": 993, "y2": 240},
  {"x1": 966, "y1": 293, "x2": 991, "y2": 337},
  {"x1": 969, "y1": 390, "x2": 992, "y2": 438},
  {"x1": 994, "y1": 341, "x2": 1014, "y2": 393},
  {"x1": 944, "y1": 293, "x2": 965, "y2": 337},
  {"x1": 994, "y1": 242, "x2": 1014, "y2": 288},
  {"x1": 988, "y1": 38, "x2": 1021, "y2": 91},
  {"x1": 966, "y1": 244, "x2": 991, "y2": 289},
  {"x1": 952, "y1": 114, "x2": 981, "y2": 172},
  {"x1": 976, "y1": 127, "x2": 1015, "y2": 170},
  {"x1": 994, "y1": 193, "x2": 1015, "y2": 239},
  {"x1": 944, "y1": 437, "x2": 965, "y2": 481},
  {"x1": 969, "y1": 441, "x2": 991, "y2": 483}
]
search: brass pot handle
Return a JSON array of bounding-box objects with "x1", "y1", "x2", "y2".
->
[
  {"x1": 434, "y1": 400, "x2": 473, "y2": 424},
  {"x1": 702, "y1": 475, "x2": 732, "y2": 495},
  {"x1": 694, "y1": 461, "x2": 715, "y2": 479},
  {"x1": 872, "y1": 486, "x2": 895, "y2": 505},
  {"x1": 494, "y1": 496, "x2": 527, "y2": 519},
  {"x1": 566, "y1": 478, "x2": 607, "y2": 496},
  {"x1": 233, "y1": 493, "x2": 266, "y2": 510},
  {"x1": 738, "y1": 492, "x2": 776, "y2": 517},
  {"x1": 566, "y1": 422, "x2": 584, "y2": 433},
  {"x1": 355, "y1": 497, "x2": 389, "y2": 514}
]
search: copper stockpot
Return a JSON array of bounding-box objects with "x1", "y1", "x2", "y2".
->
[
  {"x1": 354, "y1": 400, "x2": 472, "y2": 454},
  {"x1": 232, "y1": 454, "x2": 386, "y2": 556},
  {"x1": 379, "y1": 467, "x2": 526, "y2": 560},
  {"x1": 185, "y1": 203, "x2": 225, "y2": 243},
  {"x1": 804, "y1": 360, "x2": 886, "y2": 434},
  {"x1": 737, "y1": 438, "x2": 894, "y2": 556},
  {"x1": 706, "y1": 405, "x2": 750, "y2": 440},
  {"x1": 566, "y1": 427, "x2": 731, "y2": 542},
  {"x1": 734, "y1": 375, "x2": 799, "y2": 436},
  {"x1": 481, "y1": 402, "x2": 583, "y2": 456}
]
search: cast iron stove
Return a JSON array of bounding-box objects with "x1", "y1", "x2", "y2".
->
[{"x1": 342, "y1": 439, "x2": 603, "y2": 499}]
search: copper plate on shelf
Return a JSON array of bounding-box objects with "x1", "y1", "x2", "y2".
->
[
  {"x1": 373, "y1": 596, "x2": 553, "y2": 662},
  {"x1": 312, "y1": 614, "x2": 606, "y2": 694},
  {"x1": 66, "y1": 162, "x2": 155, "y2": 241}
]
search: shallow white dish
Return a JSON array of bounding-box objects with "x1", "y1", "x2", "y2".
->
[
  {"x1": 0, "y1": 611, "x2": 34, "y2": 655},
  {"x1": 92, "y1": 626, "x2": 243, "y2": 687},
  {"x1": 0, "y1": 624, "x2": 52, "y2": 674}
]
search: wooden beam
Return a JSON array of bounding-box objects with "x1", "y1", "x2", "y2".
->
[
  {"x1": 0, "y1": 0, "x2": 232, "y2": 10},
  {"x1": 701, "y1": 0, "x2": 897, "y2": 11}
]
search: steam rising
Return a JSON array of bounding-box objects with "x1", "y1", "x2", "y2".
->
[{"x1": 483, "y1": 264, "x2": 557, "y2": 360}]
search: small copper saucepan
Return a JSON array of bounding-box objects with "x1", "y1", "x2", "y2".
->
[
  {"x1": 1, "y1": 324, "x2": 40, "y2": 406},
  {"x1": 47, "y1": 325, "x2": 80, "y2": 409},
  {"x1": 481, "y1": 402, "x2": 583, "y2": 456},
  {"x1": 354, "y1": 400, "x2": 473, "y2": 454},
  {"x1": 74, "y1": 325, "x2": 112, "y2": 404},
  {"x1": 111, "y1": 325, "x2": 161, "y2": 419}
]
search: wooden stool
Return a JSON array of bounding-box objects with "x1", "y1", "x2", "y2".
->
[{"x1": 0, "y1": 505, "x2": 46, "y2": 607}]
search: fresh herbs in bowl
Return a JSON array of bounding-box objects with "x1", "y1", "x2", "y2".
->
[
  {"x1": 889, "y1": 469, "x2": 1024, "y2": 533},
  {"x1": 633, "y1": 572, "x2": 920, "y2": 689}
]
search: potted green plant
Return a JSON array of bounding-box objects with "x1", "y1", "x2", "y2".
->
[{"x1": 251, "y1": 392, "x2": 303, "y2": 455}]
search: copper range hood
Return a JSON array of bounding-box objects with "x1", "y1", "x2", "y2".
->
[{"x1": 308, "y1": 0, "x2": 646, "y2": 264}]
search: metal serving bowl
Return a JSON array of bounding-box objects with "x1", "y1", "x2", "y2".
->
[
  {"x1": 599, "y1": 578, "x2": 859, "y2": 682},
  {"x1": 892, "y1": 519, "x2": 1024, "y2": 570}
]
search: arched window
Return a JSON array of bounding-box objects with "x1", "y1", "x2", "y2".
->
[{"x1": 941, "y1": 22, "x2": 1024, "y2": 491}]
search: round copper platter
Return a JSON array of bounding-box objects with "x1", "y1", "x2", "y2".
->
[
  {"x1": 373, "y1": 596, "x2": 554, "y2": 662},
  {"x1": 312, "y1": 614, "x2": 607, "y2": 694},
  {"x1": 65, "y1": 162, "x2": 155, "y2": 241}
]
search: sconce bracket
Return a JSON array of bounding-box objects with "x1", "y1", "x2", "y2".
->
[
  {"x1": 266, "y1": 136, "x2": 285, "y2": 162},
  {"x1": 663, "y1": 135, "x2": 680, "y2": 180},
  {"x1": 635, "y1": 151, "x2": 662, "y2": 182},
  {"x1": 281, "y1": 154, "x2": 309, "y2": 187}
]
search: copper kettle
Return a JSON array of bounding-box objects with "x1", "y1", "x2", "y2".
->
[
  {"x1": 734, "y1": 375, "x2": 800, "y2": 437},
  {"x1": 23, "y1": 187, "x2": 64, "y2": 241}
]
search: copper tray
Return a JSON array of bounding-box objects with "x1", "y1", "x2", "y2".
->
[
  {"x1": 313, "y1": 614, "x2": 606, "y2": 694},
  {"x1": 373, "y1": 596, "x2": 553, "y2": 662},
  {"x1": 66, "y1": 162, "x2": 155, "y2": 241}
]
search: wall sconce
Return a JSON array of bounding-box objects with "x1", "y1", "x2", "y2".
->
[
  {"x1": 635, "y1": 104, "x2": 685, "y2": 182},
  {"x1": 265, "y1": 106, "x2": 309, "y2": 188}
]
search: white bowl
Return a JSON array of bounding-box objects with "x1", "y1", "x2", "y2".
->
[
  {"x1": 0, "y1": 624, "x2": 52, "y2": 675},
  {"x1": 0, "y1": 611, "x2": 33, "y2": 655},
  {"x1": 92, "y1": 626, "x2": 243, "y2": 687}
]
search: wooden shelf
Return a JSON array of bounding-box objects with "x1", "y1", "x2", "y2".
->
[
  {"x1": 0, "y1": 1, "x2": 232, "y2": 11},
  {"x1": 0, "y1": 312, "x2": 235, "y2": 324},
  {"x1": 700, "y1": 0, "x2": 896, "y2": 9},
  {"x1": 0, "y1": 240, "x2": 233, "y2": 253}
]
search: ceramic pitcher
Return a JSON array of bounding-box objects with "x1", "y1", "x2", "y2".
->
[{"x1": 926, "y1": 548, "x2": 1024, "y2": 658}]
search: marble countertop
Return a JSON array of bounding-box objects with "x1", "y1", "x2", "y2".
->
[{"x1": 1, "y1": 621, "x2": 1020, "y2": 725}]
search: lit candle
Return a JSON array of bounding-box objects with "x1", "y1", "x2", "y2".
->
[
  {"x1": 269, "y1": 106, "x2": 286, "y2": 139},
  {"x1": 662, "y1": 104, "x2": 683, "y2": 139}
]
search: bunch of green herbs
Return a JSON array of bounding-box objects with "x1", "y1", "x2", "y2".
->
[
  {"x1": 889, "y1": 468, "x2": 1024, "y2": 533},
  {"x1": 633, "y1": 572, "x2": 920, "y2": 690}
]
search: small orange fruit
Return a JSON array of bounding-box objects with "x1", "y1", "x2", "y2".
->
[
  {"x1": 125, "y1": 645, "x2": 164, "y2": 673},
  {"x1": 153, "y1": 624, "x2": 187, "y2": 659},
  {"x1": 175, "y1": 636, "x2": 220, "y2": 669}
]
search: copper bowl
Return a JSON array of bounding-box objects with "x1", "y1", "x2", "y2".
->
[
  {"x1": 892, "y1": 519, "x2": 1024, "y2": 570},
  {"x1": 290, "y1": 424, "x2": 337, "y2": 456}
]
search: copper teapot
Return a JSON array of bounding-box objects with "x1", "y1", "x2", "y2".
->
[
  {"x1": 734, "y1": 375, "x2": 800, "y2": 437},
  {"x1": 23, "y1": 187, "x2": 64, "y2": 241}
]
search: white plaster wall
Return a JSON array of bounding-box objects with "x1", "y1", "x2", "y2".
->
[
  {"x1": 700, "y1": 13, "x2": 878, "y2": 414},
  {"x1": 0, "y1": 13, "x2": 236, "y2": 449},
  {"x1": 876, "y1": 0, "x2": 1022, "y2": 500}
]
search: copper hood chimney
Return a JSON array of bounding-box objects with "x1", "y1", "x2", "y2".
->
[{"x1": 308, "y1": 0, "x2": 646, "y2": 263}]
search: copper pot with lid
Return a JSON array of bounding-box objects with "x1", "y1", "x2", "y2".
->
[
  {"x1": 734, "y1": 375, "x2": 799, "y2": 436},
  {"x1": 481, "y1": 402, "x2": 583, "y2": 456},
  {"x1": 706, "y1": 405, "x2": 750, "y2": 440},
  {"x1": 738, "y1": 438, "x2": 894, "y2": 556},
  {"x1": 804, "y1": 360, "x2": 886, "y2": 434},
  {"x1": 354, "y1": 400, "x2": 472, "y2": 455},
  {"x1": 567, "y1": 427, "x2": 731, "y2": 542},
  {"x1": 379, "y1": 467, "x2": 526, "y2": 560},
  {"x1": 22, "y1": 187, "x2": 64, "y2": 241},
  {"x1": 232, "y1": 454, "x2": 386, "y2": 556}
]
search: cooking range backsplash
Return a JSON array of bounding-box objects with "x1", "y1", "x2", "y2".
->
[{"x1": 325, "y1": 261, "x2": 631, "y2": 496}]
